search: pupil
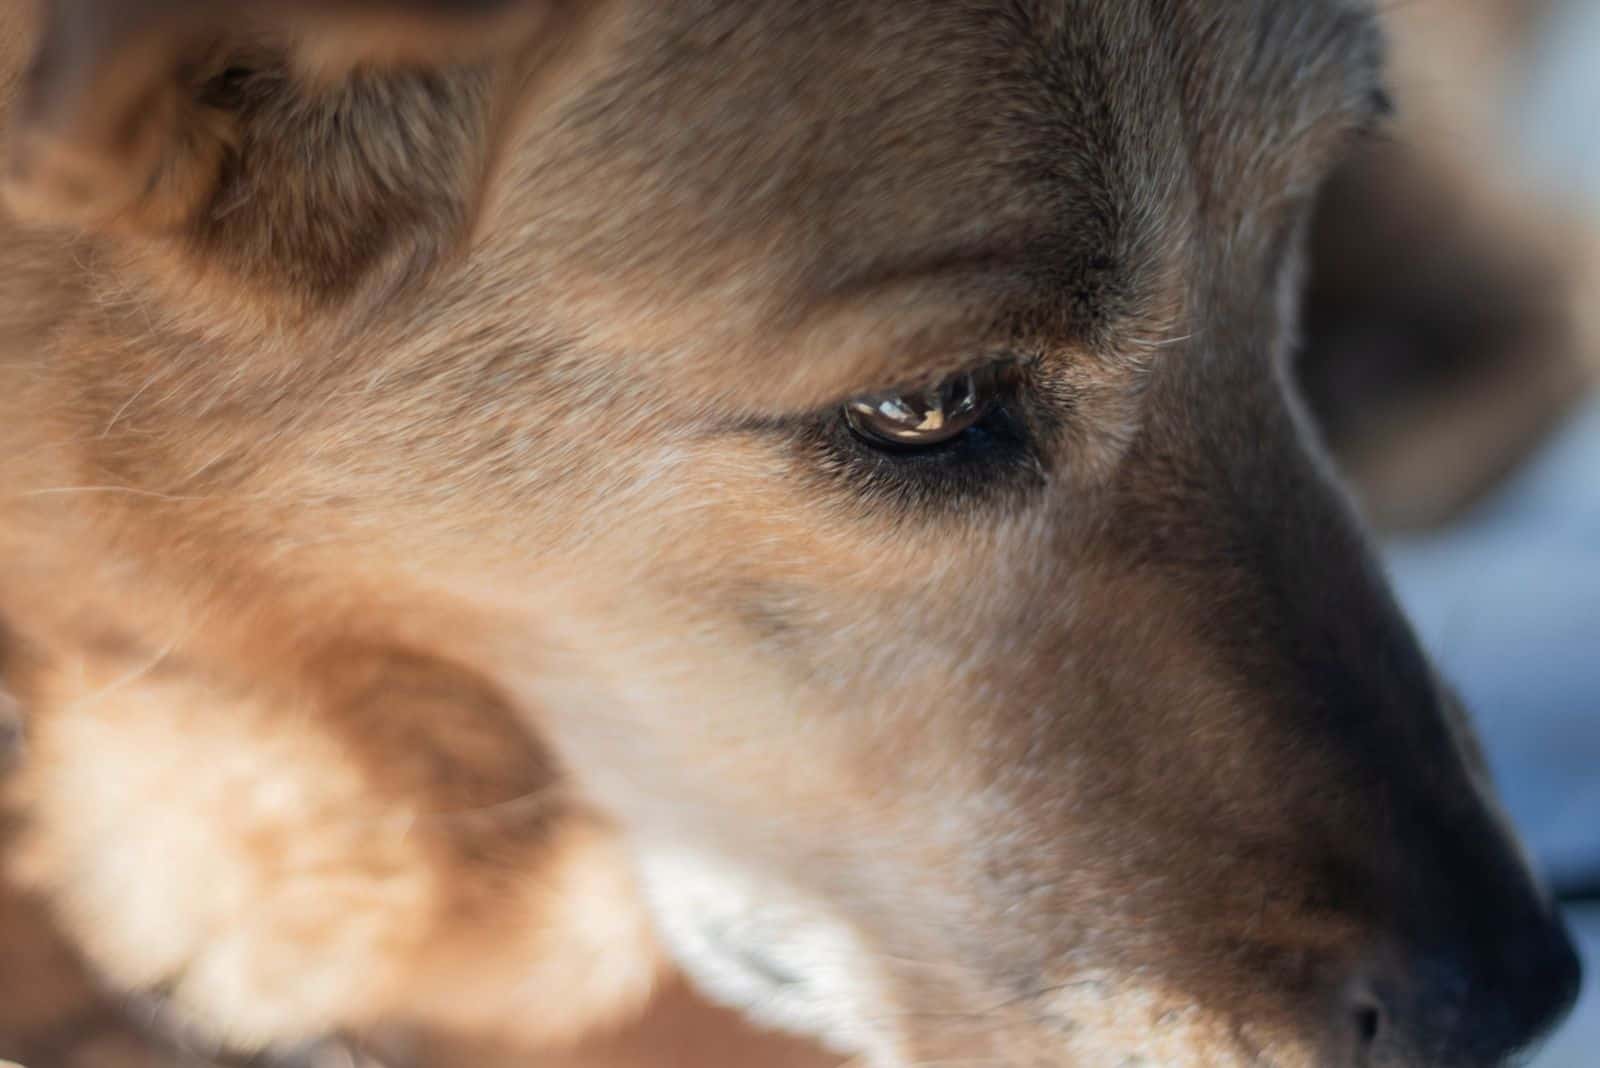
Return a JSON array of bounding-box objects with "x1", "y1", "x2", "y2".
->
[{"x1": 845, "y1": 368, "x2": 992, "y2": 448}]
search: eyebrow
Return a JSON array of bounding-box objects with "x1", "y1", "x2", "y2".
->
[
  {"x1": 794, "y1": 295, "x2": 1022, "y2": 406},
  {"x1": 811, "y1": 239, "x2": 1035, "y2": 308},
  {"x1": 779, "y1": 203, "x2": 1171, "y2": 409}
]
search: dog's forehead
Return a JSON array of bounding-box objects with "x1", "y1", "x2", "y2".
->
[{"x1": 484, "y1": 0, "x2": 1384, "y2": 407}]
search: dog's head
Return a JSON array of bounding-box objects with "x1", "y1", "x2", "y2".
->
[{"x1": 2, "y1": 1, "x2": 1580, "y2": 1065}]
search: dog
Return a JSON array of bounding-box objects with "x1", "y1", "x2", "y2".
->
[{"x1": 0, "y1": 1, "x2": 1584, "y2": 1066}]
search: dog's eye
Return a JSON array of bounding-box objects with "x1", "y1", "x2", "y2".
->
[{"x1": 843, "y1": 366, "x2": 999, "y2": 449}]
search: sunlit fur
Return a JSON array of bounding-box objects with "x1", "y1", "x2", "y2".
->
[{"x1": 0, "y1": 2, "x2": 1580, "y2": 1066}]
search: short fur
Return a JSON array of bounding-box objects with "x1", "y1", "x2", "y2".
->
[{"x1": 0, "y1": 2, "x2": 1584, "y2": 1067}]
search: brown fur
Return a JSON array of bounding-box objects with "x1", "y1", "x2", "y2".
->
[{"x1": 0, "y1": 2, "x2": 1584, "y2": 1067}]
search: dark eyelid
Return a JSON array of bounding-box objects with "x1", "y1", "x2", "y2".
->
[
  {"x1": 726, "y1": 355, "x2": 1027, "y2": 438},
  {"x1": 851, "y1": 353, "x2": 1029, "y2": 405},
  {"x1": 769, "y1": 353, "x2": 1028, "y2": 428}
]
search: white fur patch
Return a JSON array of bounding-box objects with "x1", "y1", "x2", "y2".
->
[{"x1": 634, "y1": 845, "x2": 896, "y2": 1063}]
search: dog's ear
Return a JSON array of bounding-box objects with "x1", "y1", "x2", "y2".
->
[{"x1": 3, "y1": 0, "x2": 547, "y2": 243}]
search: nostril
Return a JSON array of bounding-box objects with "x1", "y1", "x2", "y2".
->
[
  {"x1": 1353, "y1": 1000, "x2": 1384, "y2": 1047},
  {"x1": 1345, "y1": 917, "x2": 1583, "y2": 1064},
  {"x1": 1344, "y1": 983, "x2": 1388, "y2": 1056}
]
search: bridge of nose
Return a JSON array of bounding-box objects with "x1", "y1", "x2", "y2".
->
[{"x1": 1102, "y1": 354, "x2": 1583, "y2": 1062}]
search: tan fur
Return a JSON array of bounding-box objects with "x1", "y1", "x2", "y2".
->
[
  {"x1": 6, "y1": 646, "x2": 658, "y2": 1052},
  {"x1": 0, "y1": 1, "x2": 1585, "y2": 1066}
]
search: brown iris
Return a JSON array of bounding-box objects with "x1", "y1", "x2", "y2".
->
[{"x1": 842, "y1": 366, "x2": 999, "y2": 449}]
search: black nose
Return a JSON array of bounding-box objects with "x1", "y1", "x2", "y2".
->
[{"x1": 1340, "y1": 914, "x2": 1582, "y2": 1066}]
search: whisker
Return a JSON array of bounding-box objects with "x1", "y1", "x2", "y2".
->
[
  {"x1": 65, "y1": 636, "x2": 186, "y2": 714},
  {"x1": 17, "y1": 485, "x2": 222, "y2": 503}
]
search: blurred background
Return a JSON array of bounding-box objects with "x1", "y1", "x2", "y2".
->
[{"x1": 1293, "y1": 1, "x2": 1600, "y2": 1062}]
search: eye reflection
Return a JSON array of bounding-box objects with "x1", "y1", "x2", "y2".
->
[{"x1": 843, "y1": 366, "x2": 998, "y2": 448}]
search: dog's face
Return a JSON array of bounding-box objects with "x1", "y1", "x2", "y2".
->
[{"x1": 0, "y1": 1, "x2": 1581, "y2": 1065}]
